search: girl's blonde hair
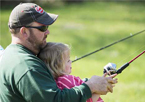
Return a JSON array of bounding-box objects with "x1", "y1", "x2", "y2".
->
[{"x1": 38, "y1": 42, "x2": 70, "y2": 79}]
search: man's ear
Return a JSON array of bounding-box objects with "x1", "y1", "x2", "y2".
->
[{"x1": 20, "y1": 27, "x2": 29, "y2": 38}]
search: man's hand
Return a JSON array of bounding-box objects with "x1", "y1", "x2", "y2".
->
[{"x1": 85, "y1": 74, "x2": 118, "y2": 95}]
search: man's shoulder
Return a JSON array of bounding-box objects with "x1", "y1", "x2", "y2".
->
[
  {"x1": 0, "y1": 44, "x2": 49, "y2": 85},
  {"x1": 4, "y1": 44, "x2": 46, "y2": 67}
]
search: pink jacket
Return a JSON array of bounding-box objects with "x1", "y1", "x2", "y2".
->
[{"x1": 55, "y1": 75, "x2": 104, "y2": 102}]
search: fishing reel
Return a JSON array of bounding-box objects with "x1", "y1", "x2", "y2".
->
[{"x1": 103, "y1": 63, "x2": 117, "y2": 75}]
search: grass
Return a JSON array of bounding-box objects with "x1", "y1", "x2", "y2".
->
[{"x1": 1, "y1": 1, "x2": 145, "y2": 102}]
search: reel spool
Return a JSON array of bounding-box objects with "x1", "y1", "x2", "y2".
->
[{"x1": 103, "y1": 63, "x2": 117, "y2": 75}]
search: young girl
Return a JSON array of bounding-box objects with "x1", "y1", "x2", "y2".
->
[{"x1": 38, "y1": 42, "x2": 104, "y2": 102}]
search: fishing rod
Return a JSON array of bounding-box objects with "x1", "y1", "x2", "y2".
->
[
  {"x1": 72, "y1": 29, "x2": 145, "y2": 63},
  {"x1": 103, "y1": 50, "x2": 145, "y2": 75}
]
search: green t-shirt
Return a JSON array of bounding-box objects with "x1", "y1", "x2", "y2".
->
[{"x1": 0, "y1": 44, "x2": 91, "y2": 102}]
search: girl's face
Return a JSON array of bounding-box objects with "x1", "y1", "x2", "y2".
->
[{"x1": 64, "y1": 50, "x2": 72, "y2": 75}]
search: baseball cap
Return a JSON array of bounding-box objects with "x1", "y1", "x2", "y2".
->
[{"x1": 9, "y1": 3, "x2": 58, "y2": 28}]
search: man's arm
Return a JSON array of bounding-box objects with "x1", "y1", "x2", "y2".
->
[{"x1": 17, "y1": 68, "x2": 92, "y2": 102}]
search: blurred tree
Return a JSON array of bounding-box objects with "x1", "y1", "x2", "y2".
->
[
  {"x1": 63, "y1": 0, "x2": 84, "y2": 3},
  {"x1": 0, "y1": 0, "x2": 86, "y2": 9},
  {"x1": 1, "y1": 0, "x2": 65, "y2": 9},
  {"x1": 1, "y1": 0, "x2": 35, "y2": 9}
]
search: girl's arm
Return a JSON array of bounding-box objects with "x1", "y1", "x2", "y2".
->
[{"x1": 92, "y1": 94, "x2": 100, "y2": 102}]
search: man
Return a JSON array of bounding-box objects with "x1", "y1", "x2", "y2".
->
[{"x1": 0, "y1": 3, "x2": 118, "y2": 102}]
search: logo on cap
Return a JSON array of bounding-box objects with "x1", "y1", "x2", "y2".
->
[{"x1": 35, "y1": 6, "x2": 44, "y2": 14}]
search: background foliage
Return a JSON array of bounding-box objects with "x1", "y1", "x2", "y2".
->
[{"x1": 0, "y1": 1, "x2": 145, "y2": 102}]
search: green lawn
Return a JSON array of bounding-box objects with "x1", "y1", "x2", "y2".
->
[{"x1": 1, "y1": 2, "x2": 145, "y2": 102}]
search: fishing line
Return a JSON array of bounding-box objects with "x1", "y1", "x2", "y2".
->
[
  {"x1": 72, "y1": 29, "x2": 145, "y2": 63},
  {"x1": 104, "y1": 50, "x2": 145, "y2": 75},
  {"x1": 116, "y1": 45, "x2": 145, "y2": 65},
  {"x1": 116, "y1": 50, "x2": 145, "y2": 74}
]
